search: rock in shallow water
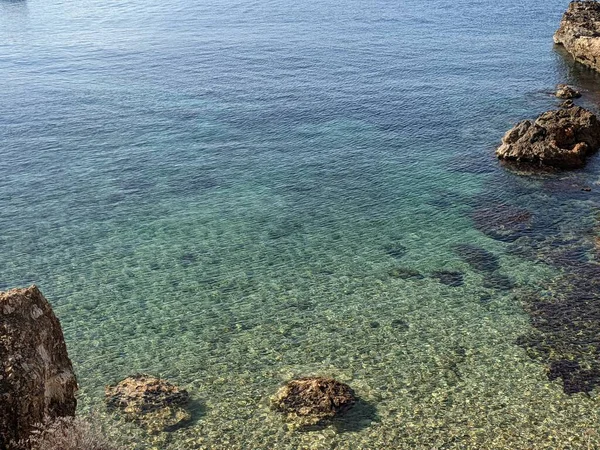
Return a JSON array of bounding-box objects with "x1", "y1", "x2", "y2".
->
[
  {"x1": 271, "y1": 377, "x2": 356, "y2": 427},
  {"x1": 496, "y1": 106, "x2": 600, "y2": 169},
  {"x1": 554, "y1": 1, "x2": 600, "y2": 73},
  {"x1": 555, "y1": 84, "x2": 581, "y2": 99},
  {"x1": 0, "y1": 286, "x2": 78, "y2": 450},
  {"x1": 105, "y1": 375, "x2": 191, "y2": 433}
]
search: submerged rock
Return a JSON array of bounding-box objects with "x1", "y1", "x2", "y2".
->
[
  {"x1": 431, "y1": 270, "x2": 464, "y2": 287},
  {"x1": 472, "y1": 203, "x2": 532, "y2": 242},
  {"x1": 271, "y1": 377, "x2": 356, "y2": 427},
  {"x1": 0, "y1": 286, "x2": 78, "y2": 450},
  {"x1": 453, "y1": 244, "x2": 500, "y2": 273},
  {"x1": 388, "y1": 267, "x2": 424, "y2": 280},
  {"x1": 555, "y1": 84, "x2": 581, "y2": 99},
  {"x1": 554, "y1": 1, "x2": 600, "y2": 72},
  {"x1": 105, "y1": 375, "x2": 191, "y2": 433},
  {"x1": 496, "y1": 106, "x2": 600, "y2": 169}
]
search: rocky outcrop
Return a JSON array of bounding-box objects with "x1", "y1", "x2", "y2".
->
[
  {"x1": 496, "y1": 106, "x2": 600, "y2": 169},
  {"x1": 105, "y1": 375, "x2": 191, "y2": 433},
  {"x1": 556, "y1": 84, "x2": 581, "y2": 99},
  {"x1": 0, "y1": 286, "x2": 78, "y2": 450},
  {"x1": 271, "y1": 377, "x2": 356, "y2": 427},
  {"x1": 554, "y1": 1, "x2": 600, "y2": 72}
]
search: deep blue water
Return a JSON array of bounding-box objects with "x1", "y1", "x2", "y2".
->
[{"x1": 3, "y1": 0, "x2": 600, "y2": 448}]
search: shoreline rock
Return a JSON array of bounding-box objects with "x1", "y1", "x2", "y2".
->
[
  {"x1": 496, "y1": 106, "x2": 600, "y2": 169},
  {"x1": 0, "y1": 286, "x2": 78, "y2": 449},
  {"x1": 554, "y1": 1, "x2": 600, "y2": 72}
]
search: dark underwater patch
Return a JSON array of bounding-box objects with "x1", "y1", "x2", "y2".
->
[
  {"x1": 431, "y1": 270, "x2": 464, "y2": 287},
  {"x1": 471, "y1": 203, "x2": 532, "y2": 242},
  {"x1": 482, "y1": 272, "x2": 514, "y2": 291},
  {"x1": 388, "y1": 267, "x2": 424, "y2": 280},
  {"x1": 453, "y1": 243, "x2": 500, "y2": 273},
  {"x1": 383, "y1": 244, "x2": 407, "y2": 260},
  {"x1": 517, "y1": 264, "x2": 600, "y2": 394}
]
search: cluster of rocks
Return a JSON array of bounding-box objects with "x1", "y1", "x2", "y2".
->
[
  {"x1": 496, "y1": 2, "x2": 600, "y2": 171},
  {"x1": 1, "y1": 286, "x2": 358, "y2": 447}
]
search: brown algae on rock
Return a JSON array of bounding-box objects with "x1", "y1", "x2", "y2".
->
[
  {"x1": 271, "y1": 377, "x2": 356, "y2": 427},
  {"x1": 105, "y1": 374, "x2": 191, "y2": 433}
]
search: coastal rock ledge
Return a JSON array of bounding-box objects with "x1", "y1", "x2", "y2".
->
[
  {"x1": 496, "y1": 106, "x2": 600, "y2": 169},
  {"x1": 0, "y1": 286, "x2": 78, "y2": 450},
  {"x1": 554, "y1": 1, "x2": 600, "y2": 71}
]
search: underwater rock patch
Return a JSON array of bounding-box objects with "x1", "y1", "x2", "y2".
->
[
  {"x1": 105, "y1": 374, "x2": 191, "y2": 433},
  {"x1": 431, "y1": 270, "x2": 464, "y2": 287},
  {"x1": 388, "y1": 267, "x2": 424, "y2": 280},
  {"x1": 271, "y1": 377, "x2": 356, "y2": 427},
  {"x1": 482, "y1": 272, "x2": 514, "y2": 291},
  {"x1": 471, "y1": 203, "x2": 532, "y2": 242},
  {"x1": 383, "y1": 244, "x2": 407, "y2": 259},
  {"x1": 517, "y1": 263, "x2": 600, "y2": 394},
  {"x1": 453, "y1": 243, "x2": 500, "y2": 273}
]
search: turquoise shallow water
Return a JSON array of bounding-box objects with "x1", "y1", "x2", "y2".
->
[{"x1": 5, "y1": 0, "x2": 600, "y2": 448}]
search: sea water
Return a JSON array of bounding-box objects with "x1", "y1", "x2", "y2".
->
[{"x1": 3, "y1": 0, "x2": 600, "y2": 448}]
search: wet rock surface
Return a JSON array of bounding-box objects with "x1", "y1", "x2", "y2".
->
[
  {"x1": 554, "y1": 1, "x2": 600, "y2": 72},
  {"x1": 496, "y1": 106, "x2": 600, "y2": 169},
  {"x1": 271, "y1": 377, "x2": 356, "y2": 427},
  {"x1": 105, "y1": 375, "x2": 191, "y2": 433},
  {"x1": 0, "y1": 286, "x2": 78, "y2": 450}
]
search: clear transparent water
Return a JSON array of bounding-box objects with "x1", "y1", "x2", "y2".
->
[{"x1": 3, "y1": 0, "x2": 600, "y2": 448}]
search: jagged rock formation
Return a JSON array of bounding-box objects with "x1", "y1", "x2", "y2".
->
[
  {"x1": 105, "y1": 375, "x2": 191, "y2": 433},
  {"x1": 0, "y1": 286, "x2": 78, "y2": 450},
  {"x1": 496, "y1": 106, "x2": 600, "y2": 169},
  {"x1": 555, "y1": 84, "x2": 581, "y2": 99},
  {"x1": 271, "y1": 377, "x2": 356, "y2": 427},
  {"x1": 554, "y1": 1, "x2": 600, "y2": 72}
]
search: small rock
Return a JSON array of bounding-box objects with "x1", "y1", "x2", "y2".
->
[
  {"x1": 560, "y1": 99, "x2": 575, "y2": 109},
  {"x1": 271, "y1": 377, "x2": 356, "y2": 427},
  {"x1": 582, "y1": 186, "x2": 592, "y2": 192},
  {"x1": 105, "y1": 375, "x2": 191, "y2": 433},
  {"x1": 556, "y1": 84, "x2": 581, "y2": 99}
]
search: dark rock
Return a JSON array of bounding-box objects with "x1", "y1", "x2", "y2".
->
[
  {"x1": 453, "y1": 244, "x2": 500, "y2": 273},
  {"x1": 556, "y1": 84, "x2": 582, "y2": 99},
  {"x1": 271, "y1": 377, "x2": 356, "y2": 427},
  {"x1": 105, "y1": 375, "x2": 191, "y2": 433},
  {"x1": 554, "y1": 1, "x2": 600, "y2": 73},
  {"x1": 0, "y1": 286, "x2": 78, "y2": 450},
  {"x1": 496, "y1": 106, "x2": 600, "y2": 169},
  {"x1": 431, "y1": 270, "x2": 464, "y2": 287}
]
